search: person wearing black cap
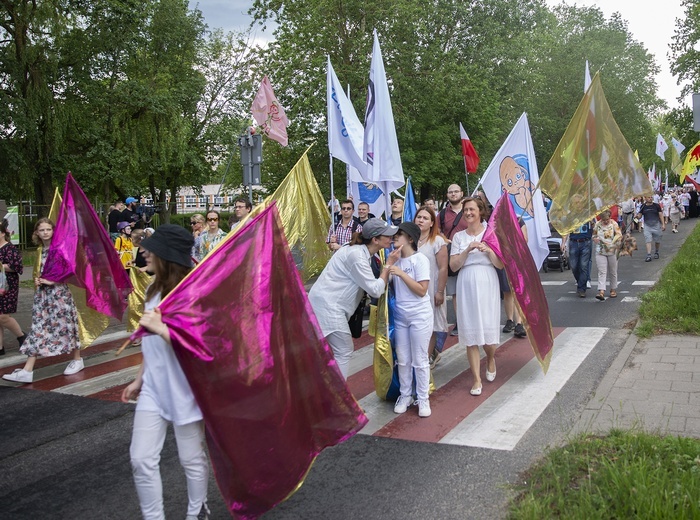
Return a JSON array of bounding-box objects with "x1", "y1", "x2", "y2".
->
[
  {"x1": 309, "y1": 218, "x2": 401, "y2": 379},
  {"x1": 121, "y1": 225, "x2": 210, "y2": 520},
  {"x1": 387, "y1": 222, "x2": 433, "y2": 418}
]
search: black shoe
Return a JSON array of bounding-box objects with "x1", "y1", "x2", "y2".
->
[
  {"x1": 450, "y1": 325, "x2": 459, "y2": 337},
  {"x1": 502, "y1": 319, "x2": 515, "y2": 333},
  {"x1": 514, "y1": 323, "x2": 526, "y2": 338},
  {"x1": 654, "y1": 252, "x2": 659, "y2": 259},
  {"x1": 17, "y1": 333, "x2": 26, "y2": 347},
  {"x1": 0, "y1": 347, "x2": 4, "y2": 356},
  {"x1": 645, "y1": 255, "x2": 652, "y2": 262}
]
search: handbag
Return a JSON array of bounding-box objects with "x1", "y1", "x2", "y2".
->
[
  {"x1": 348, "y1": 294, "x2": 367, "y2": 338},
  {"x1": 0, "y1": 263, "x2": 7, "y2": 296}
]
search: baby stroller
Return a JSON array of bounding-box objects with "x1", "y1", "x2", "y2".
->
[{"x1": 542, "y1": 238, "x2": 569, "y2": 272}]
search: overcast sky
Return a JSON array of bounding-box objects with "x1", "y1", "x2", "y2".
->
[
  {"x1": 190, "y1": 0, "x2": 687, "y2": 109},
  {"x1": 544, "y1": 0, "x2": 686, "y2": 109}
]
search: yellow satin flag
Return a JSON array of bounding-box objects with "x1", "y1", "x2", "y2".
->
[
  {"x1": 233, "y1": 145, "x2": 332, "y2": 281},
  {"x1": 539, "y1": 73, "x2": 653, "y2": 235},
  {"x1": 126, "y1": 268, "x2": 153, "y2": 332}
]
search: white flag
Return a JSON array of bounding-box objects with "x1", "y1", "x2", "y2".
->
[
  {"x1": 479, "y1": 113, "x2": 550, "y2": 269},
  {"x1": 349, "y1": 180, "x2": 387, "y2": 219},
  {"x1": 656, "y1": 133, "x2": 669, "y2": 160},
  {"x1": 584, "y1": 60, "x2": 592, "y2": 93},
  {"x1": 364, "y1": 30, "x2": 405, "y2": 215},
  {"x1": 327, "y1": 57, "x2": 367, "y2": 176},
  {"x1": 671, "y1": 137, "x2": 685, "y2": 156}
]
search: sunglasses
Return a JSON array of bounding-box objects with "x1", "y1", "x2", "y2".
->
[
  {"x1": 341, "y1": 207, "x2": 353, "y2": 211},
  {"x1": 190, "y1": 221, "x2": 198, "y2": 225},
  {"x1": 207, "y1": 217, "x2": 219, "y2": 222}
]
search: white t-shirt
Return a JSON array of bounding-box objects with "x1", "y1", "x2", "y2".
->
[
  {"x1": 392, "y1": 253, "x2": 431, "y2": 318},
  {"x1": 137, "y1": 293, "x2": 203, "y2": 426}
]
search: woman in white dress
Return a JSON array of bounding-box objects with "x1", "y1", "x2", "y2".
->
[
  {"x1": 449, "y1": 198, "x2": 503, "y2": 396},
  {"x1": 414, "y1": 207, "x2": 448, "y2": 367}
]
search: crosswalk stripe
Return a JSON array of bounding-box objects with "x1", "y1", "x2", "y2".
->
[
  {"x1": 4, "y1": 324, "x2": 608, "y2": 452},
  {"x1": 439, "y1": 327, "x2": 606, "y2": 450},
  {"x1": 53, "y1": 366, "x2": 141, "y2": 396}
]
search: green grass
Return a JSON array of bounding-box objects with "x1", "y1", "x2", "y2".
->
[
  {"x1": 509, "y1": 430, "x2": 700, "y2": 519},
  {"x1": 509, "y1": 223, "x2": 700, "y2": 518},
  {"x1": 635, "y1": 222, "x2": 700, "y2": 338}
]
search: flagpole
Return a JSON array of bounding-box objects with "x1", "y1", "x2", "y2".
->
[
  {"x1": 587, "y1": 129, "x2": 591, "y2": 218},
  {"x1": 464, "y1": 159, "x2": 469, "y2": 197}
]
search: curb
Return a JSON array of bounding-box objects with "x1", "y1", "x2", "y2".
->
[{"x1": 570, "y1": 323, "x2": 640, "y2": 435}]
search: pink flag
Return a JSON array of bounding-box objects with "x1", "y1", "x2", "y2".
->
[
  {"x1": 459, "y1": 122, "x2": 480, "y2": 173},
  {"x1": 132, "y1": 204, "x2": 366, "y2": 519},
  {"x1": 251, "y1": 75, "x2": 289, "y2": 146},
  {"x1": 42, "y1": 173, "x2": 132, "y2": 320},
  {"x1": 483, "y1": 195, "x2": 554, "y2": 373}
]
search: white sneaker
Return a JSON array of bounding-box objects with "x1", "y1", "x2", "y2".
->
[
  {"x1": 2, "y1": 368, "x2": 33, "y2": 383},
  {"x1": 185, "y1": 503, "x2": 210, "y2": 520},
  {"x1": 586, "y1": 281, "x2": 591, "y2": 289},
  {"x1": 417, "y1": 399, "x2": 431, "y2": 418},
  {"x1": 393, "y1": 395, "x2": 413, "y2": 414},
  {"x1": 63, "y1": 358, "x2": 84, "y2": 375}
]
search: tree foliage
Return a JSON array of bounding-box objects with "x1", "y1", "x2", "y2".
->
[
  {"x1": 0, "y1": 0, "x2": 672, "y2": 207},
  {"x1": 250, "y1": 0, "x2": 666, "y2": 199}
]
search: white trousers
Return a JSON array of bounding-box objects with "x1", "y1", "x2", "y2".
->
[
  {"x1": 326, "y1": 331, "x2": 354, "y2": 379},
  {"x1": 130, "y1": 410, "x2": 208, "y2": 520},
  {"x1": 596, "y1": 253, "x2": 618, "y2": 292},
  {"x1": 394, "y1": 314, "x2": 432, "y2": 401}
]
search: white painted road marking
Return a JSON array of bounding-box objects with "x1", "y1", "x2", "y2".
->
[{"x1": 439, "y1": 327, "x2": 607, "y2": 450}]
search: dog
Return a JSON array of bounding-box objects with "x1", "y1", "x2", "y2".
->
[{"x1": 618, "y1": 234, "x2": 638, "y2": 257}]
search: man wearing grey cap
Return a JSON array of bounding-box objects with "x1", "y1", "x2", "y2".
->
[{"x1": 309, "y1": 218, "x2": 401, "y2": 379}]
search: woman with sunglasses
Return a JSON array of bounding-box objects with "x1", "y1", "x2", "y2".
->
[{"x1": 193, "y1": 210, "x2": 226, "y2": 263}]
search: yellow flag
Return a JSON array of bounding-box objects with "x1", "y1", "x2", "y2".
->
[
  {"x1": 670, "y1": 145, "x2": 683, "y2": 179},
  {"x1": 126, "y1": 268, "x2": 153, "y2": 332},
  {"x1": 233, "y1": 145, "x2": 332, "y2": 281},
  {"x1": 680, "y1": 140, "x2": 700, "y2": 182},
  {"x1": 539, "y1": 73, "x2": 653, "y2": 235}
]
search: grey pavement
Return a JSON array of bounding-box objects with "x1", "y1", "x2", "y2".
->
[{"x1": 573, "y1": 331, "x2": 700, "y2": 438}]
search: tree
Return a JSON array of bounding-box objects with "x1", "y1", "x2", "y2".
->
[{"x1": 0, "y1": 0, "x2": 74, "y2": 204}]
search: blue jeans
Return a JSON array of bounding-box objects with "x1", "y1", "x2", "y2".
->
[{"x1": 569, "y1": 238, "x2": 592, "y2": 293}]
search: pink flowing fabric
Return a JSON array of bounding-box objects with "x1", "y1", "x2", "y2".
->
[
  {"x1": 132, "y1": 204, "x2": 367, "y2": 519},
  {"x1": 42, "y1": 173, "x2": 132, "y2": 320},
  {"x1": 483, "y1": 196, "x2": 554, "y2": 373}
]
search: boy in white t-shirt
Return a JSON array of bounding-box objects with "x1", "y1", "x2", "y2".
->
[{"x1": 387, "y1": 222, "x2": 433, "y2": 418}]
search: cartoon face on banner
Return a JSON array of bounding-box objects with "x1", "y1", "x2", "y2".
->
[
  {"x1": 499, "y1": 154, "x2": 534, "y2": 219},
  {"x1": 358, "y1": 182, "x2": 383, "y2": 203}
]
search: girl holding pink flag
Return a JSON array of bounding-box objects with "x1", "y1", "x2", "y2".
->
[
  {"x1": 121, "y1": 224, "x2": 209, "y2": 520},
  {"x1": 2, "y1": 218, "x2": 83, "y2": 384}
]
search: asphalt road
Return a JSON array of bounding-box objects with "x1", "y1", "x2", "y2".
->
[{"x1": 0, "y1": 219, "x2": 696, "y2": 519}]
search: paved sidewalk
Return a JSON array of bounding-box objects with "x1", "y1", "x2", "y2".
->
[{"x1": 573, "y1": 331, "x2": 700, "y2": 438}]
